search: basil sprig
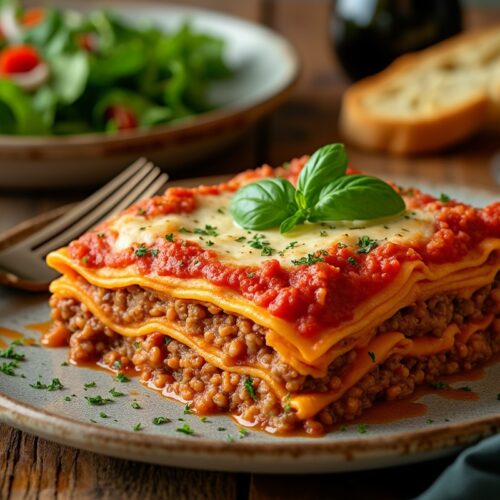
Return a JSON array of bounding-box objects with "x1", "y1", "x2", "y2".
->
[{"x1": 230, "y1": 144, "x2": 405, "y2": 233}]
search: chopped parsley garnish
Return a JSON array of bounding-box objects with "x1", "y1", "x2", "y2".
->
[
  {"x1": 84, "y1": 381, "x2": 96, "y2": 389},
  {"x1": 133, "y1": 341, "x2": 141, "y2": 349},
  {"x1": 239, "y1": 428, "x2": 249, "y2": 439},
  {"x1": 176, "y1": 423, "x2": 195, "y2": 435},
  {"x1": 64, "y1": 396, "x2": 72, "y2": 402},
  {"x1": 357, "y1": 423, "x2": 368, "y2": 434},
  {"x1": 134, "y1": 245, "x2": 159, "y2": 258},
  {"x1": 217, "y1": 427, "x2": 226, "y2": 432},
  {"x1": 179, "y1": 227, "x2": 192, "y2": 233},
  {"x1": 347, "y1": 256, "x2": 357, "y2": 266},
  {"x1": 320, "y1": 230, "x2": 328, "y2": 237},
  {"x1": 337, "y1": 242, "x2": 347, "y2": 249},
  {"x1": 11, "y1": 339, "x2": 24, "y2": 346},
  {"x1": 439, "y1": 193, "x2": 450, "y2": 203},
  {"x1": 137, "y1": 208, "x2": 146, "y2": 216},
  {"x1": 61, "y1": 361, "x2": 69, "y2": 367},
  {"x1": 205, "y1": 240, "x2": 214, "y2": 247},
  {"x1": 135, "y1": 244, "x2": 148, "y2": 257},
  {"x1": 291, "y1": 250, "x2": 327, "y2": 266},
  {"x1": 459, "y1": 386, "x2": 472, "y2": 392},
  {"x1": 426, "y1": 419, "x2": 434, "y2": 424},
  {"x1": 183, "y1": 403, "x2": 191, "y2": 415},
  {"x1": 109, "y1": 387, "x2": 125, "y2": 397},
  {"x1": 165, "y1": 233, "x2": 175, "y2": 242},
  {"x1": 283, "y1": 393, "x2": 292, "y2": 413},
  {"x1": 235, "y1": 236, "x2": 246, "y2": 242},
  {"x1": 356, "y1": 236, "x2": 378, "y2": 254},
  {"x1": 81, "y1": 256, "x2": 89, "y2": 264},
  {"x1": 164, "y1": 337, "x2": 172, "y2": 346},
  {"x1": 30, "y1": 378, "x2": 64, "y2": 391},
  {"x1": 194, "y1": 225, "x2": 218, "y2": 237},
  {"x1": 0, "y1": 346, "x2": 25, "y2": 361},
  {"x1": 200, "y1": 416, "x2": 211, "y2": 423},
  {"x1": 115, "y1": 372, "x2": 130, "y2": 383},
  {"x1": 368, "y1": 351, "x2": 376, "y2": 363},
  {"x1": 226, "y1": 435, "x2": 235, "y2": 443},
  {"x1": 244, "y1": 376, "x2": 257, "y2": 400},
  {"x1": 99, "y1": 412, "x2": 109, "y2": 419},
  {"x1": 217, "y1": 208, "x2": 225, "y2": 214},
  {"x1": 248, "y1": 233, "x2": 274, "y2": 256},
  {"x1": 246, "y1": 272, "x2": 255, "y2": 278},
  {"x1": 131, "y1": 401, "x2": 141, "y2": 409},
  {"x1": 133, "y1": 423, "x2": 144, "y2": 432},
  {"x1": 153, "y1": 416, "x2": 171, "y2": 425},
  {"x1": 430, "y1": 381, "x2": 449, "y2": 390},
  {"x1": 85, "y1": 395, "x2": 112, "y2": 405},
  {"x1": 113, "y1": 360, "x2": 122, "y2": 369}
]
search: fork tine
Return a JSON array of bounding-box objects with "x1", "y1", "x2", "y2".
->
[
  {"x1": 22, "y1": 158, "x2": 149, "y2": 249},
  {"x1": 33, "y1": 168, "x2": 167, "y2": 257},
  {"x1": 30, "y1": 161, "x2": 155, "y2": 252},
  {"x1": 101, "y1": 171, "x2": 168, "y2": 217}
]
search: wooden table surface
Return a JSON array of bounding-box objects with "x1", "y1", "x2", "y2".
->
[{"x1": 1, "y1": 1, "x2": 500, "y2": 499}]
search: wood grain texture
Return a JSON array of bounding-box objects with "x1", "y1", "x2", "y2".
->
[
  {"x1": 1, "y1": 2, "x2": 500, "y2": 500},
  {"x1": 0, "y1": 424, "x2": 238, "y2": 500}
]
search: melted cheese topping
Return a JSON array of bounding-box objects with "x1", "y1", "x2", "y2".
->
[{"x1": 111, "y1": 192, "x2": 436, "y2": 266}]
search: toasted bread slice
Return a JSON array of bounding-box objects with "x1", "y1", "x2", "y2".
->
[{"x1": 340, "y1": 25, "x2": 500, "y2": 154}]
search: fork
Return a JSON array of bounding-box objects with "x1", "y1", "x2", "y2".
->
[{"x1": 0, "y1": 158, "x2": 168, "y2": 289}]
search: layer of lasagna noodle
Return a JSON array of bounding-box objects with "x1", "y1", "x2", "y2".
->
[{"x1": 46, "y1": 158, "x2": 500, "y2": 435}]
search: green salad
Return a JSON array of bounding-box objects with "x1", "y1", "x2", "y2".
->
[{"x1": 0, "y1": 1, "x2": 232, "y2": 135}]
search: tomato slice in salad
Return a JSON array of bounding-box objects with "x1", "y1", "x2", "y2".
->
[
  {"x1": 0, "y1": 45, "x2": 41, "y2": 75},
  {"x1": 21, "y1": 8, "x2": 45, "y2": 28},
  {"x1": 105, "y1": 105, "x2": 138, "y2": 130}
]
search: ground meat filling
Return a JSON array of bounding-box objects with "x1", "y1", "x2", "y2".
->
[{"x1": 48, "y1": 278, "x2": 499, "y2": 434}]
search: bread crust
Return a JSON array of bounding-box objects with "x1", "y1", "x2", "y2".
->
[{"x1": 340, "y1": 26, "x2": 500, "y2": 154}]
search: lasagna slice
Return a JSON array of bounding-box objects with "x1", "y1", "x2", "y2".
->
[{"x1": 45, "y1": 153, "x2": 500, "y2": 435}]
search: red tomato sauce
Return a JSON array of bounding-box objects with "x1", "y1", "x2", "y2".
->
[{"x1": 68, "y1": 160, "x2": 500, "y2": 337}]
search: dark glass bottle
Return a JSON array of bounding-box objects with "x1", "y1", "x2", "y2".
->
[{"x1": 331, "y1": 0, "x2": 463, "y2": 81}]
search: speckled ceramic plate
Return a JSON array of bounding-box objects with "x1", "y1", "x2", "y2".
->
[{"x1": 0, "y1": 177, "x2": 499, "y2": 474}]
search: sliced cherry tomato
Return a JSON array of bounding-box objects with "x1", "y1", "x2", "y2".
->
[
  {"x1": 105, "y1": 105, "x2": 138, "y2": 130},
  {"x1": 0, "y1": 45, "x2": 41, "y2": 75},
  {"x1": 21, "y1": 8, "x2": 45, "y2": 28},
  {"x1": 76, "y1": 33, "x2": 94, "y2": 53}
]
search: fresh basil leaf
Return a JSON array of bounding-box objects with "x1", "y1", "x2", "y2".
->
[
  {"x1": 296, "y1": 143, "x2": 347, "y2": 207},
  {"x1": 310, "y1": 175, "x2": 405, "y2": 221},
  {"x1": 50, "y1": 51, "x2": 89, "y2": 104},
  {"x1": 280, "y1": 211, "x2": 305, "y2": 234},
  {"x1": 230, "y1": 178, "x2": 297, "y2": 231}
]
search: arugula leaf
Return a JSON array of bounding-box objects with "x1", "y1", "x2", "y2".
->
[
  {"x1": 310, "y1": 175, "x2": 405, "y2": 222},
  {"x1": 230, "y1": 178, "x2": 297, "y2": 231},
  {"x1": 50, "y1": 51, "x2": 89, "y2": 104},
  {"x1": 296, "y1": 143, "x2": 347, "y2": 207},
  {"x1": 0, "y1": 80, "x2": 47, "y2": 134}
]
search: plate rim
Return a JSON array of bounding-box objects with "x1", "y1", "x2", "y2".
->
[
  {"x1": 1, "y1": 388, "x2": 499, "y2": 473},
  {"x1": 0, "y1": 2, "x2": 301, "y2": 149}
]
